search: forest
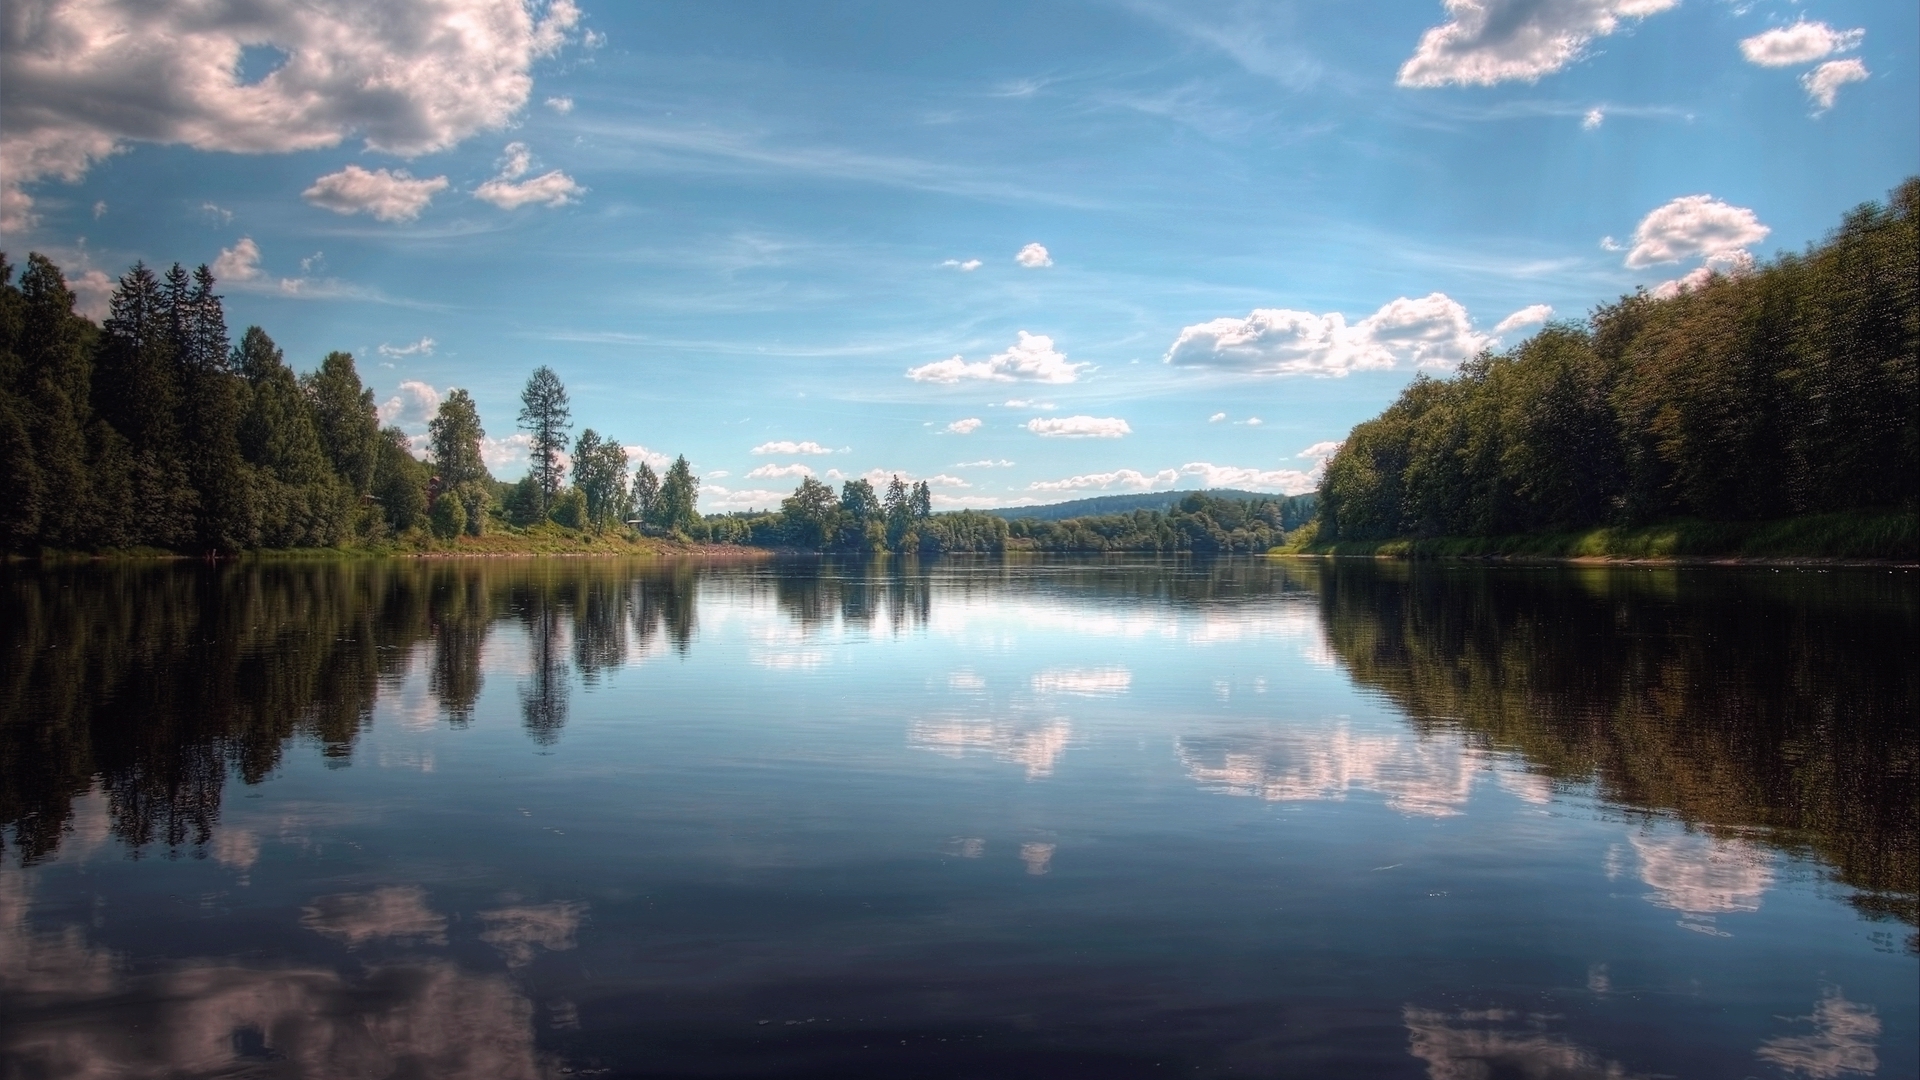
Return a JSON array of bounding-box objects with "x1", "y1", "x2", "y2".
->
[{"x1": 1317, "y1": 178, "x2": 1917, "y2": 547}]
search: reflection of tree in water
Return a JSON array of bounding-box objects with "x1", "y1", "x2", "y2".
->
[
  {"x1": 1, "y1": 558, "x2": 720, "y2": 864},
  {"x1": 515, "y1": 582, "x2": 572, "y2": 748},
  {"x1": 429, "y1": 568, "x2": 490, "y2": 726},
  {"x1": 1317, "y1": 563, "x2": 1918, "y2": 945},
  {"x1": 769, "y1": 557, "x2": 935, "y2": 635}
]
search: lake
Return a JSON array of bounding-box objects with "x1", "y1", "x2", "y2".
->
[{"x1": 1, "y1": 557, "x2": 1913, "y2": 1078}]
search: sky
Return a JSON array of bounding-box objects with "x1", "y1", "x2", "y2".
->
[{"x1": 3, "y1": 0, "x2": 1914, "y2": 511}]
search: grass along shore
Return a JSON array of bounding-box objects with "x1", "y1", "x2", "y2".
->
[{"x1": 1277, "y1": 509, "x2": 1917, "y2": 563}]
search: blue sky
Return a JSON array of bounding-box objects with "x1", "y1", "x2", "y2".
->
[{"x1": 4, "y1": 0, "x2": 1914, "y2": 510}]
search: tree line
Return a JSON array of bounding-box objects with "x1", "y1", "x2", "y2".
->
[
  {"x1": 1318, "y1": 178, "x2": 1916, "y2": 542},
  {"x1": 0, "y1": 252, "x2": 713, "y2": 553}
]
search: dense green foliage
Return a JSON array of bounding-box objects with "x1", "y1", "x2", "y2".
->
[
  {"x1": 0, "y1": 252, "x2": 689, "y2": 554},
  {"x1": 993, "y1": 488, "x2": 1308, "y2": 521},
  {"x1": 1319, "y1": 179, "x2": 1917, "y2": 543}
]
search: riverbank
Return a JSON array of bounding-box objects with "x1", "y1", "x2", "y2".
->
[
  {"x1": 1278, "y1": 509, "x2": 1917, "y2": 564},
  {"x1": 9, "y1": 523, "x2": 770, "y2": 562}
]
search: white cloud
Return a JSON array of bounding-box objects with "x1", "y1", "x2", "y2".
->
[
  {"x1": 1624, "y1": 195, "x2": 1769, "y2": 268},
  {"x1": 1802, "y1": 58, "x2": 1868, "y2": 111},
  {"x1": 483, "y1": 432, "x2": 534, "y2": 470},
  {"x1": 70, "y1": 269, "x2": 113, "y2": 319},
  {"x1": 378, "y1": 380, "x2": 442, "y2": 426},
  {"x1": 1600, "y1": 235, "x2": 1622, "y2": 251},
  {"x1": 1003, "y1": 399, "x2": 1057, "y2": 410},
  {"x1": 701, "y1": 485, "x2": 789, "y2": 512},
  {"x1": 1649, "y1": 249, "x2": 1754, "y2": 299},
  {"x1": 707, "y1": 469, "x2": 730, "y2": 478},
  {"x1": 847, "y1": 468, "x2": 970, "y2": 490},
  {"x1": 945, "y1": 418, "x2": 983, "y2": 434},
  {"x1": 906, "y1": 331, "x2": 1087, "y2": 384},
  {"x1": 1297, "y1": 440, "x2": 1344, "y2": 462},
  {"x1": 1209, "y1": 412, "x2": 1227, "y2": 423},
  {"x1": 378, "y1": 337, "x2": 436, "y2": 359},
  {"x1": 1015, "y1": 242, "x2": 1053, "y2": 268},
  {"x1": 1029, "y1": 469, "x2": 1177, "y2": 493},
  {"x1": 304, "y1": 165, "x2": 449, "y2": 222},
  {"x1": 1739, "y1": 21, "x2": 1863, "y2": 67},
  {"x1": 750, "y1": 440, "x2": 834, "y2": 455},
  {"x1": 212, "y1": 237, "x2": 264, "y2": 282},
  {"x1": 544, "y1": 95, "x2": 574, "y2": 113},
  {"x1": 624, "y1": 443, "x2": 669, "y2": 469},
  {"x1": 745, "y1": 462, "x2": 814, "y2": 480},
  {"x1": 1582, "y1": 107, "x2": 1605, "y2": 129},
  {"x1": 1027, "y1": 415, "x2": 1131, "y2": 439},
  {"x1": 1177, "y1": 462, "x2": 1318, "y2": 494},
  {"x1": 1237, "y1": 417, "x2": 1263, "y2": 426},
  {"x1": 90, "y1": 199, "x2": 106, "y2": 218},
  {"x1": 474, "y1": 142, "x2": 584, "y2": 208},
  {"x1": 1397, "y1": 0, "x2": 1678, "y2": 87},
  {"x1": 941, "y1": 258, "x2": 983, "y2": 271},
  {"x1": 1493, "y1": 304, "x2": 1554, "y2": 334},
  {"x1": 954, "y1": 459, "x2": 1015, "y2": 468},
  {"x1": 1166, "y1": 293, "x2": 1485, "y2": 376},
  {"x1": 200, "y1": 202, "x2": 233, "y2": 224},
  {"x1": 0, "y1": 0, "x2": 583, "y2": 230}
]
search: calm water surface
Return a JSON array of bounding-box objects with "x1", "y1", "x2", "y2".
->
[{"x1": 1, "y1": 557, "x2": 1913, "y2": 1078}]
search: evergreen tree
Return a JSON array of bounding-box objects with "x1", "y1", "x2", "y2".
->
[
  {"x1": 517, "y1": 365, "x2": 571, "y2": 514},
  {"x1": 234, "y1": 327, "x2": 350, "y2": 547},
  {"x1": 571, "y1": 429, "x2": 630, "y2": 530},
  {"x1": 632, "y1": 461, "x2": 660, "y2": 525},
  {"x1": 96, "y1": 263, "x2": 197, "y2": 546},
  {"x1": 303, "y1": 351, "x2": 380, "y2": 499},
  {"x1": 371, "y1": 426, "x2": 430, "y2": 535},
  {"x1": 165, "y1": 263, "x2": 256, "y2": 550},
  {"x1": 427, "y1": 388, "x2": 491, "y2": 533},
  {"x1": 911, "y1": 480, "x2": 932, "y2": 520},
  {"x1": 13, "y1": 255, "x2": 98, "y2": 547},
  {"x1": 657, "y1": 455, "x2": 699, "y2": 531},
  {"x1": 0, "y1": 255, "x2": 40, "y2": 551}
]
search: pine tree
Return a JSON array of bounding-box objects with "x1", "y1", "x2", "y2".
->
[
  {"x1": 518, "y1": 366, "x2": 571, "y2": 514},
  {"x1": 658, "y1": 454, "x2": 699, "y2": 531},
  {"x1": 14, "y1": 255, "x2": 98, "y2": 547},
  {"x1": 234, "y1": 327, "x2": 350, "y2": 547},
  {"x1": 167, "y1": 263, "x2": 256, "y2": 550},
  {"x1": 96, "y1": 263, "x2": 196, "y2": 546},
  {"x1": 632, "y1": 461, "x2": 660, "y2": 525},
  {"x1": 427, "y1": 388, "x2": 490, "y2": 534}
]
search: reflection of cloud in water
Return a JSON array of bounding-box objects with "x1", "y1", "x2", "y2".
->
[
  {"x1": 479, "y1": 901, "x2": 587, "y2": 968},
  {"x1": 911, "y1": 716, "x2": 1073, "y2": 779},
  {"x1": 4, "y1": 960, "x2": 538, "y2": 1079},
  {"x1": 1630, "y1": 831, "x2": 1773, "y2": 916},
  {"x1": 1020, "y1": 842, "x2": 1055, "y2": 875},
  {"x1": 1757, "y1": 988, "x2": 1881, "y2": 1078},
  {"x1": 0, "y1": 873, "x2": 117, "y2": 999},
  {"x1": 1031, "y1": 666, "x2": 1131, "y2": 695},
  {"x1": 1404, "y1": 1007, "x2": 1649, "y2": 1079},
  {"x1": 1179, "y1": 722, "x2": 1476, "y2": 817},
  {"x1": 301, "y1": 886, "x2": 449, "y2": 947},
  {"x1": 212, "y1": 828, "x2": 260, "y2": 885},
  {"x1": 948, "y1": 669, "x2": 986, "y2": 691},
  {"x1": 941, "y1": 837, "x2": 986, "y2": 858},
  {"x1": 752, "y1": 649, "x2": 829, "y2": 671}
]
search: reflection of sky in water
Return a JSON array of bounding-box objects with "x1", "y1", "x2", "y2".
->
[{"x1": 0, "y1": 561, "x2": 1910, "y2": 1076}]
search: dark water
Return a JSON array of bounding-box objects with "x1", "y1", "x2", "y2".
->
[{"x1": 1, "y1": 557, "x2": 1913, "y2": 1079}]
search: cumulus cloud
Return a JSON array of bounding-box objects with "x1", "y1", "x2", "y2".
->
[
  {"x1": 304, "y1": 165, "x2": 449, "y2": 222},
  {"x1": 1, "y1": 0, "x2": 583, "y2": 230},
  {"x1": 1297, "y1": 440, "x2": 1344, "y2": 463},
  {"x1": 1624, "y1": 195, "x2": 1769, "y2": 268},
  {"x1": 379, "y1": 337, "x2": 436, "y2": 359},
  {"x1": 750, "y1": 440, "x2": 833, "y2": 455},
  {"x1": 483, "y1": 432, "x2": 534, "y2": 470},
  {"x1": 1493, "y1": 304, "x2": 1554, "y2": 334},
  {"x1": 945, "y1": 418, "x2": 983, "y2": 434},
  {"x1": 1397, "y1": 0, "x2": 1678, "y2": 87},
  {"x1": 701, "y1": 485, "x2": 788, "y2": 512},
  {"x1": 212, "y1": 237, "x2": 265, "y2": 282},
  {"x1": 1027, "y1": 415, "x2": 1131, "y2": 439},
  {"x1": 69, "y1": 268, "x2": 113, "y2": 319},
  {"x1": 474, "y1": 141, "x2": 584, "y2": 208},
  {"x1": 1582, "y1": 107, "x2": 1605, "y2": 129},
  {"x1": 1028, "y1": 462, "x2": 1317, "y2": 495},
  {"x1": 544, "y1": 95, "x2": 574, "y2": 113},
  {"x1": 1166, "y1": 293, "x2": 1485, "y2": 376},
  {"x1": 1015, "y1": 242, "x2": 1053, "y2": 268},
  {"x1": 745, "y1": 462, "x2": 814, "y2": 480},
  {"x1": 1802, "y1": 58, "x2": 1869, "y2": 111},
  {"x1": 1029, "y1": 469, "x2": 1177, "y2": 493},
  {"x1": 1739, "y1": 21, "x2": 1863, "y2": 67},
  {"x1": 1209, "y1": 412, "x2": 1227, "y2": 423},
  {"x1": 1649, "y1": 249, "x2": 1754, "y2": 299},
  {"x1": 906, "y1": 331, "x2": 1087, "y2": 384},
  {"x1": 378, "y1": 380, "x2": 442, "y2": 425},
  {"x1": 942, "y1": 258, "x2": 983, "y2": 271}
]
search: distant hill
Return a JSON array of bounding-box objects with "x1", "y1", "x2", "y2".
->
[{"x1": 990, "y1": 489, "x2": 1316, "y2": 522}]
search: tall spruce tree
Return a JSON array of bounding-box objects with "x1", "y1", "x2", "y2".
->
[
  {"x1": 518, "y1": 365, "x2": 571, "y2": 514},
  {"x1": 14, "y1": 255, "x2": 99, "y2": 548},
  {"x1": 657, "y1": 455, "x2": 699, "y2": 531},
  {"x1": 0, "y1": 255, "x2": 42, "y2": 550},
  {"x1": 427, "y1": 388, "x2": 490, "y2": 534},
  {"x1": 97, "y1": 263, "x2": 196, "y2": 546},
  {"x1": 165, "y1": 263, "x2": 256, "y2": 550}
]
